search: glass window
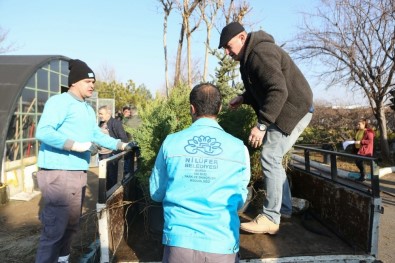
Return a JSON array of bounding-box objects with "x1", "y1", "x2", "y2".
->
[
  {"x1": 37, "y1": 90, "x2": 48, "y2": 113},
  {"x1": 37, "y1": 69, "x2": 48, "y2": 91},
  {"x1": 50, "y1": 60, "x2": 59, "y2": 72},
  {"x1": 61, "y1": 60, "x2": 69, "y2": 75},
  {"x1": 61, "y1": 75, "x2": 68, "y2": 88},
  {"x1": 23, "y1": 140, "x2": 37, "y2": 159},
  {"x1": 50, "y1": 72, "x2": 60, "y2": 92},
  {"x1": 7, "y1": 114, "x2": 22, "y2": 140},
  {"x1": 21, "y1": 88, "x2": 36, "y2": 113},
  {"x1": 26, "y1": 76, "x2": 35, "y2": 89},
  {"x1": 20, "y1": 115, "x2": 35, "y2": 139},
  {"x1": 41, "y1": 62, "x2": 49, "y2": 70},
  {"x1": 5, "y1": 141, "x2": 21, "y2": 162},
  {"x1": 6, "y1": 115, "x2": 17, "y2": 140}
]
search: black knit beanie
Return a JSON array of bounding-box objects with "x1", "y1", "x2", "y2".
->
[
  {"x1": 218, "y1": 22, "x2": 245, "y2": 49},
  {"x1": 68, "y1": 59, "x2": 96, "y2": 87}
]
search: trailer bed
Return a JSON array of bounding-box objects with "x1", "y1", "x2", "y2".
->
[{"x1": 112, "y1": 209, "x2": 364, "y2": 262}]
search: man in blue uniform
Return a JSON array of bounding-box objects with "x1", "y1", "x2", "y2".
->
[
  {"x1": 150, "y1": 83, "x2": 251, "y2": 263},
  {"x1": 35, "y1": 59, "x2": 129, "y2": 263}
]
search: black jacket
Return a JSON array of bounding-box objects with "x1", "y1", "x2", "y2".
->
[
  {"x1": 100, "y1": 117, "x2": 128, "y2": 143},
  {"x1": 240, "y1": 31, "x2": 313, "y2": 135}
]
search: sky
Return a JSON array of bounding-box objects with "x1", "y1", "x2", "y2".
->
[{"x1": 0, "y1": 0, "x2": 366, "y2": 105}]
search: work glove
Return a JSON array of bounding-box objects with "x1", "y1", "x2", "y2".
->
[
  {"x1": 71, "y1": 142, "x2": 92, "y2": 152},
  {"x1": 122, "y1": 141, "x2": 139, "y2": 151},
  {"x1": 89, "y1": 143, "x2": 101, "y2": 156}
]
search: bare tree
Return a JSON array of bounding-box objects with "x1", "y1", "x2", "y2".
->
[
  {"x1": 212, "y1": 0, "x2": 251, "y2": 91},
  {"x1": 0, "y1": 27, "x2": 15, "y2": 54},
  {"x1": 173, "y1": 3, "x2": 185, "y2": 87},
  {"x1": 290, "y1": 0, "x2": 395, "y2": 161},
  {"x1": 199, "y1": 0, "x2": 223, "y2": 81},
  {"x1": 220, "y1": 0, "x2": 250, "y2": 26},
  {"x1": 159, "y1": 0, "x2": 174, "y2": 98},
  {"x1": 174, "y1": 0, "x2": 202, "y2": 87},
  {"x1": 96, "y1": 63, "x2": 117, "y2": 83},
  {"x1": 185, "y1": 0, "x2": 203, "y2": 87}
]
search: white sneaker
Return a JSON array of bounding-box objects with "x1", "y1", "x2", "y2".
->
[
  {"x1": 240, "y1": 214, "x2": 279, "y2": 234},
  {"x1": 58, "y1": 255, "x2": 70, "y2": 263}
]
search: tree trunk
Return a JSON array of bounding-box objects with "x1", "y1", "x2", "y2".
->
[
  {"x1": 163, "y1": 13, "x2": 169, "y2": 97},
  {"x1": 187, "y1": 30, "x2": 192, "y2": 87},
  {"x1": 174, "y1": 23, "x2": 185, "y2": 87},
  {"x1": 203, "y1": 26, "x2": 211, "y2": 81},
  {"x1": 376, "y1": 105, "x2": 391, "y2": 162},
  {"x1": 159, "y1": 0, "x2": 173, "y2": 96}
]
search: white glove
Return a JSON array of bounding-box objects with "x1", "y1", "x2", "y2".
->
[
  {"x1": 121, "y1": 143, "x2": 128, "y2": 151},
  {"x1": 71, "y1": 142, "x2": 92, "y2": 152}
]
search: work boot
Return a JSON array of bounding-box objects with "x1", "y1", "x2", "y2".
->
[{"x1": 240, "y1": 214, "x2": 279, "y2": 234}]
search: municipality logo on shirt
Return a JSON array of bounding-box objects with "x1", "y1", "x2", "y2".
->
[{"x1": 184, "y1": 135, "x2": 222, "y2": 155}]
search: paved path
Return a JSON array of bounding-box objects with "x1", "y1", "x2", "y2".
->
[{"x1": 377, "y1": 173, "x2": 395, "y2": 262}]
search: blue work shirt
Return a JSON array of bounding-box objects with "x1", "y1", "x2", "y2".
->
[{"x1": 36, "y1": 92, "x2": 121, "y2": 170}]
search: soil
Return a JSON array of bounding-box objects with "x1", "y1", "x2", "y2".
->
[
  {"x1": 0, "y1": 170, "x2": 99, "y2": 263},
  {"x1": 1, "y1": 170, "x2": 395, "y2": 262}
]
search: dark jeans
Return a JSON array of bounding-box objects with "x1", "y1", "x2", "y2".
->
[
  {"x1": 355, "y1": 158, "x2": 365, "y2": 178},
  {"x1": 35, "y1": 170, "x2": 87, "y2": 263}
]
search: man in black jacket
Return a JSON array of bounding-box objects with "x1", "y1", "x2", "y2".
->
[
  {"x1": 98, "y1": 105, "x2": 129, "y2": 189},
  {"x1": 219, "y1": 22, "x2": 313, "y2": 234}
]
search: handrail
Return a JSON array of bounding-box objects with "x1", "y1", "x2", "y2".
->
[
  {"x1": 97, "y1": 147, "x2": 139, "y2": 204},
  {"x1": 293, "y1": 145, "x2": 380, "y2": 198}
]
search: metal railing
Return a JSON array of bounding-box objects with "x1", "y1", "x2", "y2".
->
[
  {"x1": 97, "y1": 147, "x2": 139, "y2": 204},
  {"x1": 293, "y1": 145, "x2": 380, "y2": 198},
  {"x1": 293, "y1": 145, "x2": 382, "y2": 257}
]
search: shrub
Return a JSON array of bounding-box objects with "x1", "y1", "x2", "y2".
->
[{"x1": 133, "y1": 84, "x2": 191, "y2": 190}]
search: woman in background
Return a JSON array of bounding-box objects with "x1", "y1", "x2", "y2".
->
[{"x1": 354, "y1": 118, "x2": 374, "y2": 182}]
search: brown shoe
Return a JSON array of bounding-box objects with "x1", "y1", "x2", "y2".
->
[{"x1": 240, "y1": 214, "x2": 279, "y2": 234}]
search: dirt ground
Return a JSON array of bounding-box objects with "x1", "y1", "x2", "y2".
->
[
  {"x1": 0, "y1": 169, "x2": 99, "y2": 263},
  {"x1": 1, "y1": 170, "x2": 395, "y2": 262}
]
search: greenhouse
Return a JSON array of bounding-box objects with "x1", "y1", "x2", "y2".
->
[{"x1": 0, "y1": 55, "x2": 70, "y2": 201}]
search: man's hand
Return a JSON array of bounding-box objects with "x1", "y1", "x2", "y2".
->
[
  {"x1": 229, "y1": 95, "x2": 243, "y2": 109},
  {"x1": 122, "y1": 141, "x2": 139, "y2": 151},
  {"x1": 248, "y1": 126, "x2": 265, "y2": 148},
  {"x1": 71, "y1": 142, "x2": 92, "y2": 152}
]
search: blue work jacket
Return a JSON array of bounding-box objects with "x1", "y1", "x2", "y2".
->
[{"x1": 150, "y1": 118, "x2": 250, "y2": 254}]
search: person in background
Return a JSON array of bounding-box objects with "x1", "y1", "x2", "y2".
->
[
  {"x1": 98, "y1": 105, "x2": 129, "y2": 159},
  {"x1": 218, "y1": 22, "x2": 313, "y2": 235},
  {"x1": 98, "y1": 105, "x2": 129, "y2": 189},
  {"x1": 122, "y1": 105, "x2": 132, "y2": 140},
  {"x1": 35, "y1": 59, "x2": 130, "y2": 263},
  {"x1": 122, "y1": 106, "x2": 131, "y2": 123},
  {"x1": 123, "y1": 105, "x2": 142, "y2": 133},
  {"x1": 150, "y1": 83, "x2": 250, "y2": 263},
  {"x1": 115, "y1": 109, "x2": 123, "y2": 121},
  {"x1": 354, "y1": 118, "x2": 375, "y2": 182},
  {"x1": 122, "y1": 105, "x2": 142, "y2": 170}
]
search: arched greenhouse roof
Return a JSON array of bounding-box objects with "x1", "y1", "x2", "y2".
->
[{"x1": 0, "y1": 55, "x2": 70, "y2": 174}]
